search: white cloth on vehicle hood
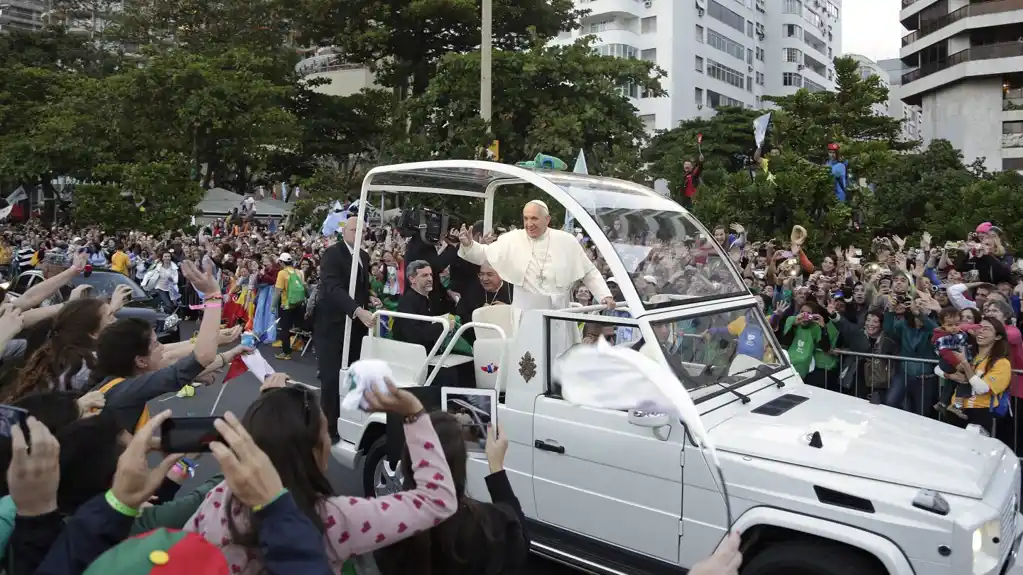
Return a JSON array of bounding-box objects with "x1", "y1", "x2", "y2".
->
[{"x1": 340, "y1": 359, "x2": 395, "y2": 412}]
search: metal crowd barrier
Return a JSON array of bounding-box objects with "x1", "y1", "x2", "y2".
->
[{"x1": 821, "y1": 350, "x2": 1023, "y2": 456}]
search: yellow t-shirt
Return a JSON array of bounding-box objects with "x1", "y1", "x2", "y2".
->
[
  {"x1": 111, "y1": 251, "x2": 130, "y2": 275},
  {"x1": 957, "y1": 356, "x2": 1012, "y2": 410},
  {"x1": 275, "y1": 267, "x2": 304, "y2": 308}
]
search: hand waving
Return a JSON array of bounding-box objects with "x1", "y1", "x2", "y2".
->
[
  {"x1": 110, "y1": 410, "x2": 183, "y2": 509},
  {"x1": 457, "y1": 224, "x2": 473, "y2": 247},
  {"x1": 209, "y1": 412, "x2": 284, "y2": 509},
  {"x1": 364, "y1": 379, "x2": 424, "y2": 417},
  {"x1": 110, "y1": 284, "x2": 133, "y2": 312},
  {"x1": 181, "y1": 260, "x2": 219, "y2": 295},
  {"x1": 7, "y1": 417, "x2": 60, "y2": 517}
]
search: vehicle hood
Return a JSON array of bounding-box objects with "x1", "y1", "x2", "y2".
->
[{"x1": 709, "y1": 386, "x2": 1007, "y2": 498}]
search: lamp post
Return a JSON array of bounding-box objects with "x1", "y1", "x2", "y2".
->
[{"x1": 480, "y1": 0, "x2": 492, "y2": 124}]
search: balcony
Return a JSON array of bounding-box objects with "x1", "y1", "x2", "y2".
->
[
  {"x1": 902, "y1": 41, "x2": 1023, "y2": 84},
  {"x1": 295, "y1": 54, "x2": 365, "y2": 78},
  {"x1": 902, "y1": 0, "x2": 1023, "y2": 46},
  {"x1": 903, "y1": 0, "x2": 920, "y2": 7}
]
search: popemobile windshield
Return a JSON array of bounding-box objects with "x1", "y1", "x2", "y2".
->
[{"x1": 330, "y1": 159, "x2": 1023, "y2": 575}]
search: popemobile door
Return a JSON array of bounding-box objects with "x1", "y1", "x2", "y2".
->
[{"x1": 531, "y1": 314, "x2": 684, "y2": 564}]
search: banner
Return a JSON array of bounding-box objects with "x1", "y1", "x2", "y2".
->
[{"x1": 753, "y1": 112, "x2": 772, "y2": 150}]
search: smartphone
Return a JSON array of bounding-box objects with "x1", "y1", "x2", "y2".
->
[
  {"x1": 0, "y1": 404, "x2": 29, "y2": 439},
  {"x1": 160, "y1": 417, "x2": 223, "y2": 453}
]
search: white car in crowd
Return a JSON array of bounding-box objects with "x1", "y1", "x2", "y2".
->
[{"x1": 331, "y1": 160, "x2": 1023, "y2": 575}]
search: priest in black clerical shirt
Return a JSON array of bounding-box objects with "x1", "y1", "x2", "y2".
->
[
  {"x1": 454, "y1": 261, "x2": 513, "y2": 345},
  {"x1": 394, "y1": 259, "x2": 452, "y2": 350}
]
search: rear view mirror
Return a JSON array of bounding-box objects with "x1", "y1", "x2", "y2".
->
[{"x1": 628, "y1": 410, "x2": 669, "y2": 428}]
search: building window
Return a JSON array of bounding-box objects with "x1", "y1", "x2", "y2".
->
[
  {"x1": 783, "y1": 72, "x2": 802, "y2": 87},
  {"x1": 783, "y1": 0, "x2": 802, "y2": 15},
  {"x1": 695, "y1": 87, "x2": 704, "y2": 105},
  {"x1": 784, "y1": 24, "x2": 802, "y2": 40},
  {"x1": 755, "y1": 47, "x2": 765, "y2": 61},
  {"x1": 826, "y1": 1, "x2": 839, "y2": 20},
  {"x1": 708, "y1": 28, "x2": 746, "y2": 61},
  {"x1": 641, "y1": 16, "x2": 657, "y2": 34},
  {"x1": 641, "y1": 48, "x2": 656, "y2": 62},
  {"x1": 747, "y1": 48, "x2": 753, "y2": 65},
  {"x1": 804, "y1": 78, "x2": 826, "y2": 92},
  {"x1": 708, "y1": 0, "x2": 746, "y2": 34},
  {"x1": 747, "y1": 75, "x2": 753, "y2": 92},
  {"x1": 696, "y1": 24, "x2": 704, "y2": 42},
  {"x1": 696, "y1": 56, "x2": 704, "y2": 72},
  {"x1": 784, "y1": 48, "x2": 802, "y2": 63},
  {"x1": 588, "y1": 20, "x2": 613, "y2": 33},
  {"x1": 803, "y1": 10, "x2": 824, "y2": 29},
  {"x1": 1003, "y1": 121, "x2": 1023, "y2": 134},
  {"x1": 640, "y1": 114, "x2": 656, "y2": 132},
  {"x1": 755, "y1": 71, "x2": 764, "y2": 85},
  {"x1": 755, "y1": 95, "x2": 761, "y2": 107},
  {"x1": 707, "y1": 89, "x2": 745, "y2": 109},
  {"x1": 596, "y1": 44, "x2": 638, "y2": 59},
  {"x1": 1003, "y1": 158, "x2": 1023, "y2": 171},
  {"x1": 746, "y1": 20, "x2": 754, "y2": 38},
  {"x1": 707, "y1": 59, "x2": 745, "y2": 89}
]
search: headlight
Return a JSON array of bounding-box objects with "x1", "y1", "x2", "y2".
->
[
  {"x1": 163, "y1": 313, "x2": 181, "y2": 332},
  {"x1": 973, "y1": 518, "x2": 1003, "y2": 574}
]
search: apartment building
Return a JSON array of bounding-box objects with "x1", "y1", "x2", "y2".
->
[
  {"x1": 295, "y1": 47, "x2": 377, "y2": 98},
  {"x1": 553, "y1": 0, "x2": 843, "y2": 132},
  {"x1": 847, "y1": 55, "x2": 926, "y2": 142},
  {"x1": 0, "y1": 0, "x2": 44, "y2": 32},
  {"x1": 898, "y1": 0, "x2": 1023, "y2": 171}
]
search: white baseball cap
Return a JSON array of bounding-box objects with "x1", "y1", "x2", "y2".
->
[{"x1": 278, "y1": 252, "x2": 293, "y2": 263}]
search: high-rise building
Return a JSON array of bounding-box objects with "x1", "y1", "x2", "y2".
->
[
  {"x1": 898, "y1": 0, "x2": 1023, "y2": 171},
  {"x1": 0, "y1": 0, "x2": 44, "y2": 32},
  {"x1": 552, "y1": 0, "x2": 843, "y2": 132},
  {"x1": 848, "y1": 55, "x2": 925, "y2": 142},
  {"x1": 296, "y1": 47, "x2": 378, "y2": 98}
]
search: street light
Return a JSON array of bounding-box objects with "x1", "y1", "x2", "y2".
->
[{"x1": 480, "y1": 0, "x2": 492, "y2": 124}]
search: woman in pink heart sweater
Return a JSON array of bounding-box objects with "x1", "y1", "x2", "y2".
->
[{"x1": 186, "y1": 381, "x2": 456, "y2": 574}]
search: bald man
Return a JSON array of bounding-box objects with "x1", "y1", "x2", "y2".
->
[{"x1": 315, "y1": 216, "x2": 374, "y2": 442}]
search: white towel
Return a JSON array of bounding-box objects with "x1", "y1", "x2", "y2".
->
[{"x1": 340, "y1": 359, "x2": 396, "y2": 412}]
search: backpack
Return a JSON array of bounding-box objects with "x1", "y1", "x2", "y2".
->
[
  {"x1": 863, "y1": 336, "x2": 891, "y2": 390},
  {"x1": 285, "y1": 269, "x2": 306, "y2": 308}
]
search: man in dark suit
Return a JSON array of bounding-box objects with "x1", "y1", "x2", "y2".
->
[{"x1": 316, "y1": 216, "x2": 377, "y2": 442}]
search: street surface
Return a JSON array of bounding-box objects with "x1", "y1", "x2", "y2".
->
[{"x1": 155, "y1": 324, "x2": 574, "y2": 573}]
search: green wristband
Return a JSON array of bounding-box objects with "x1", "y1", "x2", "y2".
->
[
  {"x1": 105, "y1": 490, "x2": 140, "y2": 518},
  {"x1": 252, "y1": 488, "x2": 288, "y2": 512}
]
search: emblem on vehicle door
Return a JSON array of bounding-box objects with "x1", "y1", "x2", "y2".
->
[{"x1": 519, "y1": 352, "x2": 537, "y2": 382}]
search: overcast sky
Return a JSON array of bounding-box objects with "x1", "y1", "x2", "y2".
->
[{"x1": 841, "y1": 0, "x2": 903, "y2": 62}]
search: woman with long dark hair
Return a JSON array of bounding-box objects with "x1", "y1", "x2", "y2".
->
[
  {"x1": 947, "y1": 317, "x2": 1014, "y2": 444},
  {"x1": 2, "y1": 298, "x2": 115, "y2": 401},
  {"x1": 186, "y1": 380, "x2": 457, "y2": 574},
  {"x1": 373, "y1": 412, "x2": 528, "y2": 575}
]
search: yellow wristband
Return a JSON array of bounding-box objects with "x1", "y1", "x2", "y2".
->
[
  {"x1": 252, "y1": 488, "x2": 288, "y2": 512},
  {"x1": 105, "y1": 490, "x2": 140, "y2": 518}
]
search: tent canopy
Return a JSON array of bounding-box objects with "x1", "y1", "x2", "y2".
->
[{"x1": 197, "y1": 187, "x2": 293, "y2": 218}]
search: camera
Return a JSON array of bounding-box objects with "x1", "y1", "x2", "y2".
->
[{"x1": 399, "y1": 207, "x2": 453, "y2": 244}]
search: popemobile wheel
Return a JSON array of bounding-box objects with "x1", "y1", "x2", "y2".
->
[
  {"x1": 741, "y1": 540, "x2": 885, "y2": 575},
  {"x1": 361, "y1": 435, "x2": 405, "y2": 498}
]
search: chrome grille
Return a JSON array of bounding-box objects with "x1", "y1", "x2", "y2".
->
[{"x1": 1000, "y1": 483, "x2": 1020, "y2": 561}]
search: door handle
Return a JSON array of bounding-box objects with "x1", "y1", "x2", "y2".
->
[{"x1": 534, "y1": 439, "x2": 565, "y2": 454}]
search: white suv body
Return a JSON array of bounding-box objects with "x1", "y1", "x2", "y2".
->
[{"x1": 330, "y1": 160, "x2": 1023, "y2": 574}]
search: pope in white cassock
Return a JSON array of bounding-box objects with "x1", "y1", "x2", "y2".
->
[{"x1": 457, "y1": 200, "x2": 616, "y2": 353}]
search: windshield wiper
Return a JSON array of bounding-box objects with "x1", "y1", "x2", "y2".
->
[{"x1": 728, "y1": 364, "x2": 788, "y2": 389}]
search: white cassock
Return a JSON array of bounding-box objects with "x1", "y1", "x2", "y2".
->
[{"x1": 458, "y1": 228, "x2": 613, "y2": 356}]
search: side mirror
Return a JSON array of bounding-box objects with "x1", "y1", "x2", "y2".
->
[{"x1": 628, "y1": 409, "x2": 670, "y2": 428}]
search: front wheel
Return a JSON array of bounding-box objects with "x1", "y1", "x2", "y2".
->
[
  {"x1": 742, "y1": 541, "x2": 884, "y2": 575},
  {"x1": 361, "y1": 436, "x2": 405, "y2": 497}
]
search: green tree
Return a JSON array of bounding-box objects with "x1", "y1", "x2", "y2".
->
[
  {"x1": 72, "y1": 158, "x2": 204, "y2": 233},
  {"x1": 294, "y1": 0, "x2": 583, "y2": 98}
]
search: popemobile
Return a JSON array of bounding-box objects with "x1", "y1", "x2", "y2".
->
[{"x1": 329, "y1": 158, "x2": 1023, "y2": 575}]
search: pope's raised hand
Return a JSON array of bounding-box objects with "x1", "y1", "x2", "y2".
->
[{"x1": 458, "y1": 224, "x2": 472, "y2": 247}]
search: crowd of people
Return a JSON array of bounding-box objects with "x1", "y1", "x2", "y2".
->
[{"x1": 0, "y1": 187, "x2": 1017, "y2": 574}]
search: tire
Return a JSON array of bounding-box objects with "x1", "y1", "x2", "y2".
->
[
  {"x1": 360, "y1": 435, "x2": 405, "y2": 498},
  {"x1": 742, "y1": 540, "x2": 884, "y2": 575}
]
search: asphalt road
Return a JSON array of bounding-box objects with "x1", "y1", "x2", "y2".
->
[{"x1": 155, "y1": 324, "x2": 574, "y2": 573}]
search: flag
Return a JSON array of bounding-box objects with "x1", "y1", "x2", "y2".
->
[
  {"x1": 321, "y1": 200, "x2": 346, "y2": 237},
  {"x1": 5, "y1": 187, "x2": 27, "y2": 205},
  {"x1": 0, "y1": 205, "x2": 13, "y2": 221},
  {"x1": 223, "y1": 355, "x2": 248, "y2": 383},
  {"x1": 282, "y1": 182, "x2": 289, "y2": 202},
  {"x1": 753, "y1": 112, "x2": 772, "y2": 150},
  {"x1": 564, "y1": 151, "x2": 588, "y2": 232}
]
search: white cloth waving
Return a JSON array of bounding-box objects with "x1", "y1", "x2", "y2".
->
[{"x1": 458, "y1": 229, "x2": 612, "y2": 302}]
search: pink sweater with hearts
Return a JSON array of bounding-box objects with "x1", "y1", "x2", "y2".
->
[{"x1": 185, "y1": 417, "x2": 457, "y2": 574}]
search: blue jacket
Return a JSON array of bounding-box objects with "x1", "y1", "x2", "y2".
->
[
  {"x1": 883, "y1": 311, "x2": 939, "y2": 379},
  {"x1": 34, "y1": 491, "x2": 333, "y2": 575}
]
